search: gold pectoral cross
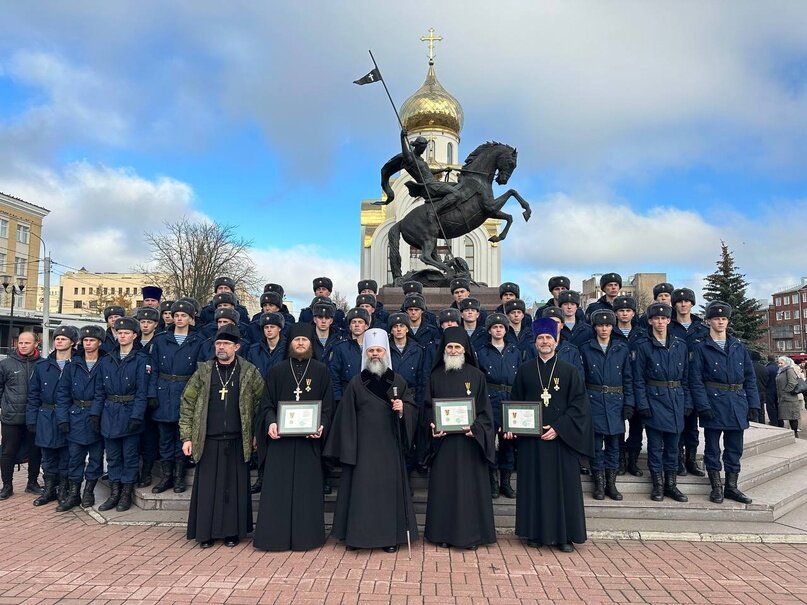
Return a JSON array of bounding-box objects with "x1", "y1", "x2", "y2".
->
[
  {"x1": 219, "y1": 386, "x2": 228, "y2": 401},
  {"x1": 293, "y1": 386, "x2": 302, "y2": 402},
  {"x1": 541, "y1": 388, "x2": 552, "y2": 407}
]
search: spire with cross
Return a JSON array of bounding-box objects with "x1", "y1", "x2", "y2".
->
[{"x1": 420, "y1": 27, "x2": 443, "y2": 66}]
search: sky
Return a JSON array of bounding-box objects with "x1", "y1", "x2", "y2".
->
[{"x1": 1, "y1": 2, "x2": 806, "y2": 311}]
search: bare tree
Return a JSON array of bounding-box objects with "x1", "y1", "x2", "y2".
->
[{"x1": 136, "y1": 218, "x2": 262, "y2": 305}]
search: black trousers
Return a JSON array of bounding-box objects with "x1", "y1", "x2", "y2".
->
[{"x1": 0, "y1": 423, "x2": 42, "y2": 485}]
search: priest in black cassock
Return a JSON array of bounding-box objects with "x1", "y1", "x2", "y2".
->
[
  {"x1": 424, "y1": 327, "x2": 496, "y2": 550},
  {"x1": 323, "y1": 328, "x2": 418, "y2": 552},
  {"x1": 253, "y1": 324, "x2": 334, "y2": 551},
  {"x1": 179, "y1": 325, "x2": 265, "y2": 548},
  {"x1": 506, "y1": 318, "x2": 593, "y2": 553}
]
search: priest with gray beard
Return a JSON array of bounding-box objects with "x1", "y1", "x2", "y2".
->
[
  {"x1": 323, "y1": 328, "x2": 418, "y2": 552},
  {"x1": 424, "y1": 327, "x2": 496, "y2": 550}
]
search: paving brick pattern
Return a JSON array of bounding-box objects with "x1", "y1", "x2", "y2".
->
[{"x1": 1, "y1": 474, "x2": 806, "y2": 604}]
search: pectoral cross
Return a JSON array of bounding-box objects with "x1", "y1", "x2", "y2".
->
[
  {"x1": 293, "y1": 386, "x2": 302, "y2": 402},
  {"x1": 541, "y1": 388, "x2": 552, "y2": 407},
  {"x1": 219, "y1": 386, "x2": 228, "y2": 401}
]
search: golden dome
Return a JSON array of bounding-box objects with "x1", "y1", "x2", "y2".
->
[{"x1": 400, "y1": 63, "x2": 464, "y2": 134}]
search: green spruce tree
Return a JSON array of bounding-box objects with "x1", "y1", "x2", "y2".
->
[{"x1": 702, "y1": 240, "x2": 766, "y2": 344}]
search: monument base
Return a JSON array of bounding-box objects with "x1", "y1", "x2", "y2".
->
[{"x1": 378, "y1": 285, "x2": 502, "y2": 312}]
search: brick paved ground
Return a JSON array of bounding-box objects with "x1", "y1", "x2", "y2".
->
[{"x1": 1, "y1": 474, "x2": 807, "y2": 604}]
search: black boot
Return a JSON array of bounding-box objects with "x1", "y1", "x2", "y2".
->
[
  {"x1": 55, "y1": 480, "x2": 82, "y2": 512},
  {"x1": 592, "y1": 470, "x2": 605, "y2": 500},
  {"x1": 151, "y1": 461, "x2": 174, "y2": 494},
  {"x1": 116, "y1": 483, "x2": 134, "y2": 512},
  {"x1": 724, "y1": 472, "x2": 752, "y2": 504},
  {"x1": 605, "y1": 469, "x2": 623, "y2": 501},
  {"x1": 172, "y1": 460, "x2": 187, "y2": 493},
  {"x1": 25, "y1": 478, "x2": 43, "y2": 494},
  {"x1": 489, "y1": 468, "x2": 500, "y2": 499},
  {"x1": 56, "y1": 475, "x2": 69, "y2": 504},
  {"x1": 499, "y1": 470, "x2": 516, "y2": 499},
  {"x1": 626, "y1": 450, "x2": 643, "y2": 477},
  {"x1": 707, "y1": 469, "x2": 723, "y2": 503},
  {"x1": 250, "y1": 474, "x2": 263, "y2": 494},
  {"x1": 98, "y1": 481, "x2": 122, "y2": 511},
  {"x1": 0, "y1": 484, "x2": 12, "y2": 500},
  {"x1": 650, "y1": 471, "x2": 664, "y2": 501},
  {"x1": 617, "y1": 450, "x2": 626, "y2": 476},
  {"x1": 579, "y1": 463, "x2": 591, "y2": 476},
  {"x1": 33, "y1": 474, "x2": 58, "y2": 506},
  {"x1": 81, "y1": 480, "x2": 97, "y2": 508},
  {"x1": 685, "y1": 447, "x2": 705, "y2": 477},
  {"x1": 137, "y1": 460, "x2": 153, "y2": 488},
  {"x1": 676, "y1": 447, "x2": 687, "y2": 476},
  {"x1": 664, "y1": 471, "x2": 688, "y2": 502}
]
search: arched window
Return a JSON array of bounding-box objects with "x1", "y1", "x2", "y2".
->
[
  {"x1": 464, "y1": 235, "x2": 475, "y2": 275},
  {"x1": 447, "y1": 142, "x2": 454, "y2": 165}
]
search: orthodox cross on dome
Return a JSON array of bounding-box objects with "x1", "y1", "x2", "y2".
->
[{"x1": 420, "y1": 27, "x2": 443, "y2": 65}]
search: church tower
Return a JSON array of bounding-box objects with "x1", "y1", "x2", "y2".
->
[{"x1": 360, "y1": 29, "x2": 502, "y2": 286}]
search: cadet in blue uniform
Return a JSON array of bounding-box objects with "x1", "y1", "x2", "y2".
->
[
  {"x1": 584, "y1": 273, "x2": 622, "y2": 322},
  {"x1": 503, "y1": 299, "x2": 533, "y2": 350},
  {"x1": 459, "y1": 298, "x2": 488, "y2": 354},
  {"x1": 135, "y1": 307, "x2": 160, "y2": 488},
  {"x1": 199, "y1": 276, "x2": 250, "y2": 325},
  {"x1": 358, "y1": 279, "x2": 390, "y2": 326},
  {"x1": 476, "y1": 312, "x2": 521, "y2": 499},
  {"x1": 669, "y1": 287, "x2": 710, "y2": 477},
  {"x1": 632, "y1": 303, "x2": 691, "y2": 503},
  {"x1": 200, "y1": 308, "x2": 252, "y2": 359},
  {"x1": 55, "y1": 325, "x2": 106, "y2": 511},
  {"x1": 400, "y1": 281, "x2": 439, "y2": 326},
  {"x1": 311, "y1": 302, "x2": 344, "y2": 362},
  {"x1": 201, "y1": 292, "x2": 253, "y2": 341},
  {"x1": 495, "y1": 283, "x2": 533, "y2": 333},
  {"x1": 27, "y1": 325, "x2": 78, "y2": 507},
  {"x1": 403, "y1": 294, "x2": 439, "y2": 353},
  {"x1": 557, "y1": 291, "x2": 593, "y2": 348},
  {"x1": 611, "y1": 296, "x2": 647, "y2": 477},
  {"x1": 299, "y1": 277, "x2": 346, "y2": 330},
  {"x1": 91, "y1": 317, "x2": 149, "y2": 512},
  {"x1": 689, "y1": 301, "x2": 760, "y2": 505},
  {"x1": 536, "y1": 275, "x2": 585, "y2": 323},
  {"x1": 148, "y1": 300, "x2": 206, "y2": 495},
  {"x1": 251, "y1": 284, "x2": 295, "y2": 326},
  {"x1": 159, "y1": 300, "x2": 174, "y2": 330},
  {"x1": 580, "y1": 310, "x2": 634, "y2": 501},
  {"x1": 100, "y1": 305, "x2": 125, "y2": 355},
  {"x1": 248, "y1": 291, "x2": 292, "y2": 342},
  {"x1": 329, "y1": 307, "x2": 370, "y2": 403},
  {"x1": 357, "y1": 293, "x2": 387, "y2": 332},
  {"x1": 637, "y1": 283, "x2": 674, "y2": 330},
  {"x1": 449, "y1": 278, "x2": 488, "y2": 325}
]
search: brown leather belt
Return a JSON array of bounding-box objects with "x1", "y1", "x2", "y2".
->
[
  {"x1": 108, "y1": 395, "x2": 135, "y2": 403},
  {"x1": 586, "y1": 384, "x2": 623, "y2": 394},
  {"x1": 704, "y1": 381, "x2": 743, "y2": 392},
  {"x1": 647, "y1": 380, "x2": 681, "y2": 388}
]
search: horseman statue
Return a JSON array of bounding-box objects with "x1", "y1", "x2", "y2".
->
[{"x1": 380, "y1": 129, "x2": 531, "y2": 286}]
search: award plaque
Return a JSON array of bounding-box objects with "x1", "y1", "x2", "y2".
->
[
  {"x1": 502, "y1": 401, "x2": 542, "y2": 435},
  {"x1": 277, "y1": 400, "x2": 322, "y2": 436},
  {"x1": 433, "y1": 398, "x2": 475, "y2": 433}
]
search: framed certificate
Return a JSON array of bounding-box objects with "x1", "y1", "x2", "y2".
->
[
  {"x1": 502, "y1": 401, "x2": 542, "y2": 435},
  {"x1": 433, "y1": 398, "x2": 475, "y2": 433},
  {"x1": 277, "y1": 401, "x2": 322, "y2": 436}
]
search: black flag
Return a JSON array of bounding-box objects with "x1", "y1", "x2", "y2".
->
[{"x1": 353, "y1": 68, "x2": 382, "y2": 85}]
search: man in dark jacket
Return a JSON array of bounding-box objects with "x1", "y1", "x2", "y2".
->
[
  {"x1": 584, "y1": 273, "x2": 622, "y2": 321},
  {"x1": 358, "y1": 279, "x2": 389, "y2": 326},
  {"x1": 100, "y1": 305, "x2": 125, "y2": 355},
  {"x1": 0, "y1": 331, "x2": 43, "y2": 499},
  {"x1": 199, "y1": 276, "x2": 250, "y2": 325}
]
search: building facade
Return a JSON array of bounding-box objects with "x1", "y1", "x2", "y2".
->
[
  {"x1": 58, "y1": 270, "x2": 164, "y2": 316},
  {"x1": 766, "y1": 280, "x2": 807, "y2": 354},
  {"x1": 0, "y1": 192, "x2": 50, "y2": 311},
  {"x1": 360, "y1": 31, "x2": 502, "y2": 286}
]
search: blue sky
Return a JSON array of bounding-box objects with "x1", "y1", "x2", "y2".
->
[{"x1": 1, "y1": 2, "x2": 806, "y2": 310}]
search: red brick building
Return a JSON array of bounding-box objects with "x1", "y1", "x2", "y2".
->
[{"x1": 767, "y1": 280, "x2": 807, "y2": 355}]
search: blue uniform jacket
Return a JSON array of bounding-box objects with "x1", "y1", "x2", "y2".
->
[
  {"x1": 389, "y1": 337, "x2": 425, "y2": 407},
  {"x1": 148, "y1": 328, "x2": 207, "y2": 422},
  {"x1": 100, "y1": 328, "x2": 117, "y2": 355},
  {"x1": 560, "y1": 321, "x2": 594, "y2": 349},
  {"x1": 689, "y1": 335, "x2": 761, "y2": 431},
  {"x1": 476, "y1": 341, "x2": 521, "y2": 408},
  {"x1": 505, "y1": 325, "x2": 533, "y2": 350},
  {"x1": 55, "y1": 353, "x2": 105, "y2": 445},
  {"x1": 299, "y1": 306, "x2": 346, "y2": 331},
  {"x1": 92, "y1": 349, "x2": 149, "y2": 439},
  {"x1": 495, "y1": 304, "x2": 533, "y2": 332},
  {"x1": 328, "y1": 338, "x2": 363, "y2": 401},
  {"x1": 313, "y1": 329, "x2": 344, "y2": 363},
  {"x1": 612, "y1": 325, "x2": 647, "y2": 346},
  {"x1": 27, "y1": 354, "x2": 71, "y2": 449},
  {"x1": 669, "y1": 316, "x2": 709, "y2": 348},
  {"x1": 632, "y1": 334, "x2": 691, "y2": 433},
  {"x1": 246, "y1": 338, "x2": 287, "y2": 381},
  {"x1": 200, "y1": 302, "x2": 250, "y2": 325},
  {"x1": 580, "y1": 338, "x2": 634, "y2": 435},
  {"x1": 247, "y1": 318, "x2": 292, "y2": 344},
  {"x1": 466, "y1": 325, "x2": 489, "y2": 355},
  {"x1": 584, "y1": 296, "x2": 614, "y2": 322},
  {"x1": 202, "y1": 319, "x2": 255, "y2": 344}
]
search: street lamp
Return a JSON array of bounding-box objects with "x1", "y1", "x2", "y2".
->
[
  {"x1": 24, "y1": 230, "x2": 51, "y2": 354},
  {"x1": 2, "y1": 275, "x2": 27, "y2": 350}
]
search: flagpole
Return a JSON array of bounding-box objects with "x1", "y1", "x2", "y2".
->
[{"x1": 368, "y1": 50, "x2": 404, "y2": 130}]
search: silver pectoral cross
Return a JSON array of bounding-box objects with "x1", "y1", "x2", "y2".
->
[
  {"x1": 219, "y1": 386, "x2": 228, "y2": 401},
  {"x1": 541, "y1": 388, "x2": 552, "y2": 407},
  {"x1": 293, "y1": 386, "x2": 302, "y2": 402}
]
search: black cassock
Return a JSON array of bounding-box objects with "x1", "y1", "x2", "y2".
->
[
  {"x1": 253, "y1": 358, "x2": 334, "y2": 551},
  {"x1": 187, "y1": 366, "x2": 252, "y2": 543},
  {"x1": 424, "y1": 363, "x2": 497, "y2": 548},
  {"x1": 511, "y1": 355, "x2": 594, "y2": 546},
  {"x1": 323, "y1": 369, "x2": 418, "y2": 549}
]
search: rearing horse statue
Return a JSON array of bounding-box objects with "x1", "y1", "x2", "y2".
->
[{"x1": 387, "y1": 141, "x2": 531, "y2": 282}]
